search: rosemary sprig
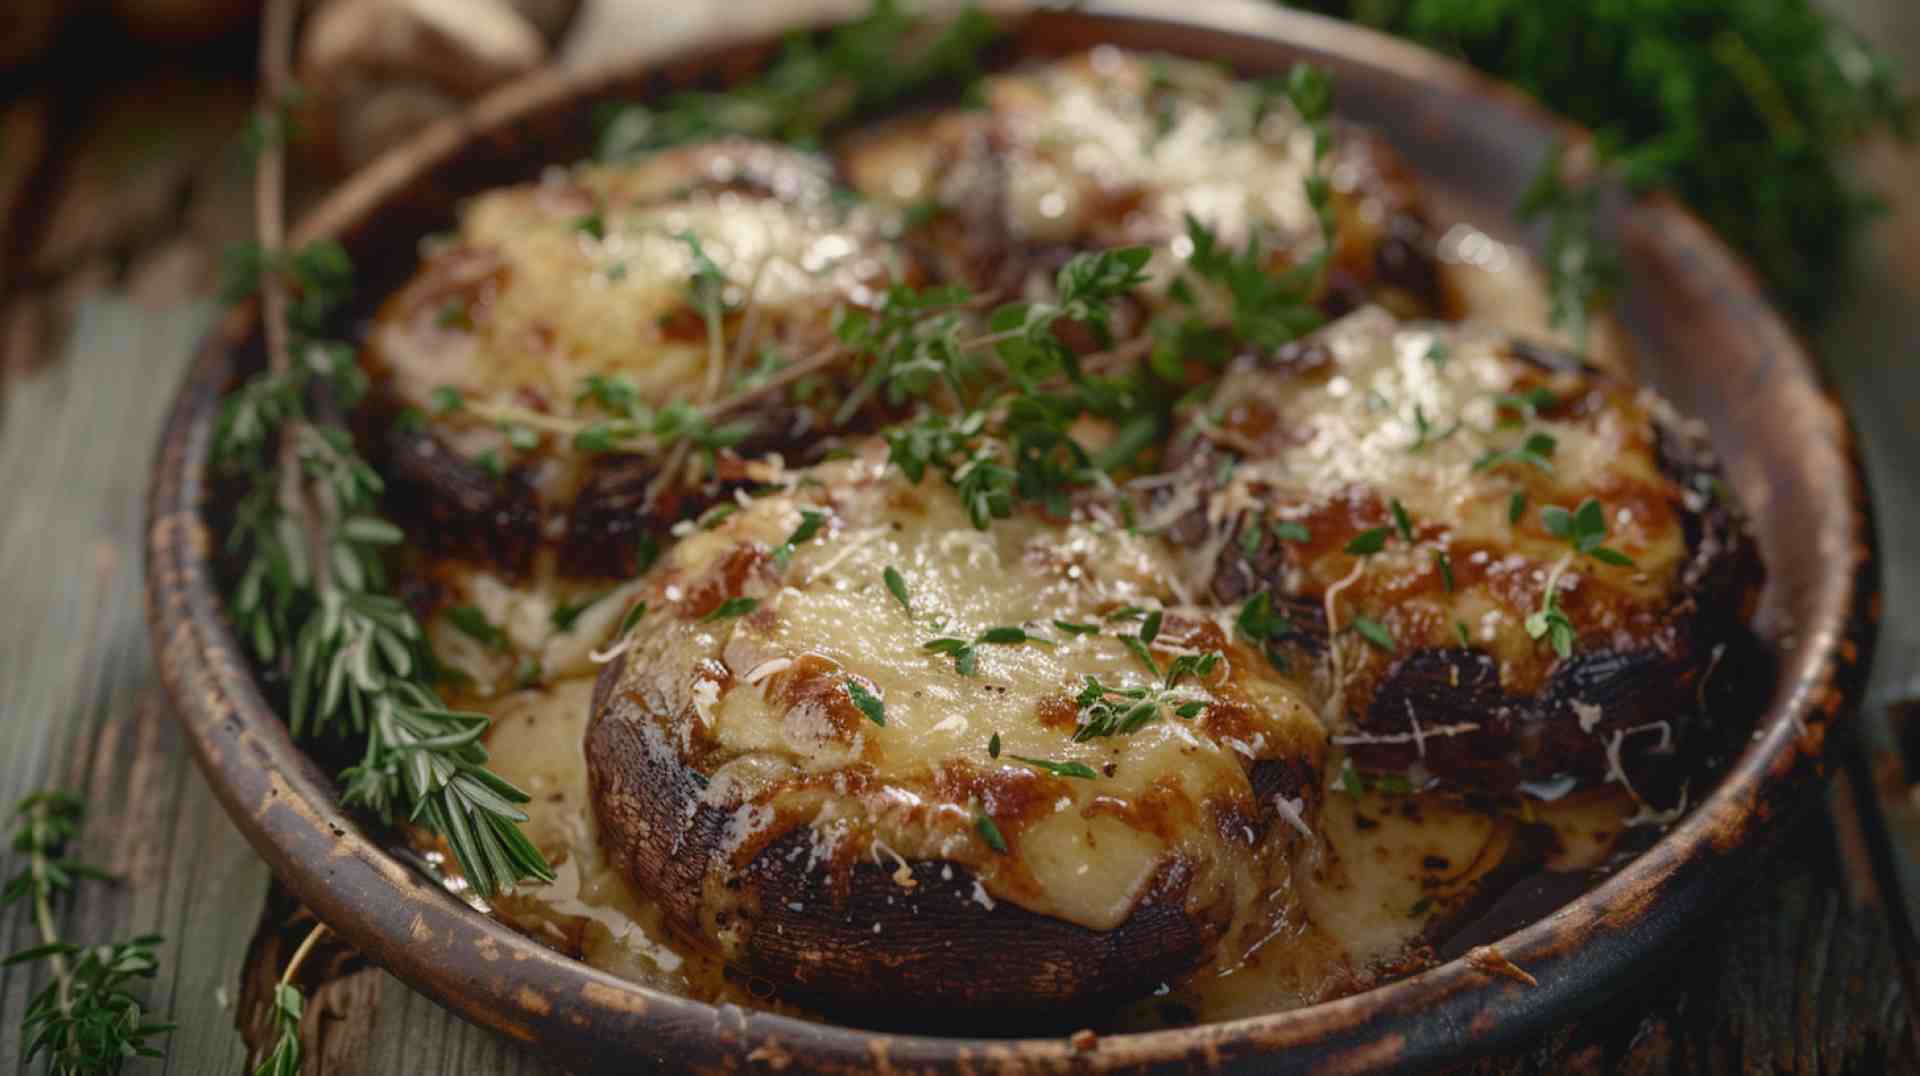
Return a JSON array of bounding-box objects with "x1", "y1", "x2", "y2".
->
[
  {"x1": 251, "y1": 924, "x2": 327, "y2": 1076},
  {"x1": 3, "y1": 793, "x2": 173, "y2": 1075},
  {"x1": 216, "y1": 0, "x2": 551, "y2": 899}
]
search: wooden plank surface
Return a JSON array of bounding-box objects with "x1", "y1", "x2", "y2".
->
[{"x1": 0, "y1": 2, "x2": 1917, "y2": 1073}]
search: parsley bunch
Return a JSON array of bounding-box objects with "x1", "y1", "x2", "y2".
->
[{"x1": 1299, "y1": 0, "x2": 1911, "y2": 324}]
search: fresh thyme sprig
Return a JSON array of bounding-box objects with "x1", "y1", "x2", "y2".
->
[
  {"x1": 1524, "y1": 496, "x2": 1634, "y2": 658},
  {"x1": 1517, "y1": 146, "x2": 1622, "y2": 350},
  {"x1": 215, "y1": 0, "x2": 551, "y2": 899},
  {"x1": 3, "y1": 793, "x2": 174, "y2": 1076}
]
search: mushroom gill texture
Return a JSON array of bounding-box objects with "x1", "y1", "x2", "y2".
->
[{"x1": 584, "y1": 446, "x2": 1327, "y2": 1009}]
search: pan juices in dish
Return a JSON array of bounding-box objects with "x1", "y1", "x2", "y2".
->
[{"x1": 373, "y1": 49, "x2": 1755, "y2": 1029}]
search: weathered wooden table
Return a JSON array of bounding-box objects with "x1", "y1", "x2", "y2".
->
[{"x1": 2, "y1": 3, "x2": 1918, "y2": 1072}]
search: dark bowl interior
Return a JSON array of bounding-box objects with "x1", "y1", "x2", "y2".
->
[{"x1": 145, "y1": 2, "x2": 1878, "y2": 1072}]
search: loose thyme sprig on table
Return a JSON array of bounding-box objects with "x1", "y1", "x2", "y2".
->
[
  {"x1": 3, "y1": 792, "x2": 174, "y2": 1076},
  {"x1": 215, "y1": 0, "x2": 551, "y2": 900}
]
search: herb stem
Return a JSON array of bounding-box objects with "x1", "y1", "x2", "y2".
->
[
  {"x1": 26, "y1": 805, "x2": 75, "y2": 1034},
  {"x1": 281, "y1": 922, "x2": 328, "y2": 991},
  {"x1": 702, "y1": 340, "x2": 845, "y2": 420},
  {"x1": 254, "y1": 0, "x2": 294, "y2": 382}
]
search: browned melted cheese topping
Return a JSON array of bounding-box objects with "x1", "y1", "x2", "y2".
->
[
  {"x1": 599, "y1": 446, "x2": 1324, "y2": 933},
  {"x1": 362, "y1": 141, "x2": 899, "y2": 462},
  {"x1": 369, "y1": 47, "x2": 1728, "y2": 1030},
  {"x1": 1188, "y1": 307, "x2": 1689, "y2": 708},
  {"x1": 841, "y1": 49, "x2": 1435, "y2": 315}
]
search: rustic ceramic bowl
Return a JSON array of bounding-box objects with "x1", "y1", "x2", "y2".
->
[{"x1": 146, "y1": 1, "x2": 1878, "y2": 1071}]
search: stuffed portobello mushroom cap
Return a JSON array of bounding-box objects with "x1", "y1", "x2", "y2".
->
[
  {"x1": 585, "y1": 446, "x2": 1327, "y2": 1008},
  {"x1": 1154, "y1": 307, "x2": 1759, "y2": 799},
  {"x1": 360, "y1": 140, "x2": 912, "y2": 580}
]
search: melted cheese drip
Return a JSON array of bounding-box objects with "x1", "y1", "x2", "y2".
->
[
  {"x1": 470, "y1": 670, "x2": 1636, "y2": 1026},
  {"x1": 608, "y1": 448, "x2": 1324, "y2": 932}
]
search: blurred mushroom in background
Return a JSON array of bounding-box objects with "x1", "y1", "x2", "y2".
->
[{"x1": 298, "y1": 0, "x2": 580, "y2": 168}]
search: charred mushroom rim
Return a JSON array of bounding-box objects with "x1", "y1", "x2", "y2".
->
[{"x1": 149, "y1": 2, "x2": 1876, "y2": 1070}]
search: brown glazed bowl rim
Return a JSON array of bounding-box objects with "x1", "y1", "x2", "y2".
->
[{"x1": 145, "y1": 1, "x2": 1878, "y2": 1071}]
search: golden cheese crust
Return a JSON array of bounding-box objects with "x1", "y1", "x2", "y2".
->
[
  {"x1": 1156, "y1": 308, "x2": 1760, "y2": 795},
  {"x1": 839, "y1": 49, "x2": 1442, "y2": 316},
  {"x1": 359, "y1": 47, "x2": 1763, "y2": 1021},
  {"x1": 584, "y1": 447, "x2": 1326, "y2": 1007},
  {"x1": 362, "y1": 140, "x2": 906, "y2": 577}
]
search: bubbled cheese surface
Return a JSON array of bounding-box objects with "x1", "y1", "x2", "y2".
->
[
  {"x1": 365, "y1": 142, "x2": 899, "y2": 420},
  {"x1": 1196, "y1": 307, "x2": 1688, "y2": 697},
  {"x1": 600, "y1": 445, "x2": 1325, "y2": 932}
]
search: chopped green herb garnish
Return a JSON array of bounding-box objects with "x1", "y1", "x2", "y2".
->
[
  {"x1": 883, "y1": 566, "x2": 911, "y2": 613},
  {"x1": 1435, "y1": 550, "x2": 1455, "y2": 593},
  {"x1": 844, "y1": 679, "x2": 886, "y2": 727},
  {"x1": 1139, "y1": 609, "x2": 1163, "y2": 645},
  {"x1": 1237, "y1": 592, "x2": 1292, "y2": 645},
  {"x1": 974, "y1": 810, "x2": 1007, "y2": 853},
  {"x1": 1542, "y1": 497, "x2": 1636, "y2": 566},
  {"x1": 503, "y1": 424, "x2": 539, "y2": 451},
  {"x1": 987, "y1": 732, "x2": 1001, "y2": 758},
  {"x1": 977, "y1": 626, "x2": 1031, "y2": 645},
  {"x1": 700, "y1": 597, "x2": 759, "y2": 622},
  {"x1": 1070, "y1": 674, "x2": 1200, "y2": 741},
  {"x1": 1163, "y1": 651, "x2": 1222, "y2": 689},
  {"x1": 1455, "y1": 620, "x2": 1473, "y2": 648},
  {"x1": 447, "y1": 605, "x2": 505, "y2": 650},
  {"x1": 1525, "y1": 564, "x2": 1576, "y2": 659},
  {"x1": 1350, "y1": 615, "x2": 1395, "y2": 652},
  {"x1": 430, "y1": 385, "x2": 463, "y2": 415},
  {"x1": 474, "y1": 450, "x2": 504, "y2": 479},
  {"x1": 1053, "y1": 619, "x2": 1098, "y2": 636},
  {"x1": 924, "y1": 637, "x2": 979, "y2": 676},
  {"x1": 1409, "y1": 405, "x2": 1460, "y2": 452},
  {"x1": 1271, "y1": 520, "x2": 1311, "y2": 543},
  {"x1": 1473, "y1": 431, "x2": 1557, "y2": 475},
  {"x1": 1121, "y1": 635, "x2": 1159, "y2": 677},
  {"x1": 1390, "y1": 499, "x2": 1414, "y2": 543},
  {"x1": 1494, "y1": 387, "x2": 1559, "y2": 421},
  {"x1": 773, "y1": 509, "x2": 826, "y2": 567},
  {"x1": 574, "y1": 209, "x2": 606, "y2": 240},
  {"x1": 1344, "y1": 527, "x2": 1389, "y2": 556},
  {"x1": 1509, "y1": 489, "x2": 1528, "y2": 525},
  {"x1": 1008, "y1": 755, "x2": 1098, "y2": 780}
]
